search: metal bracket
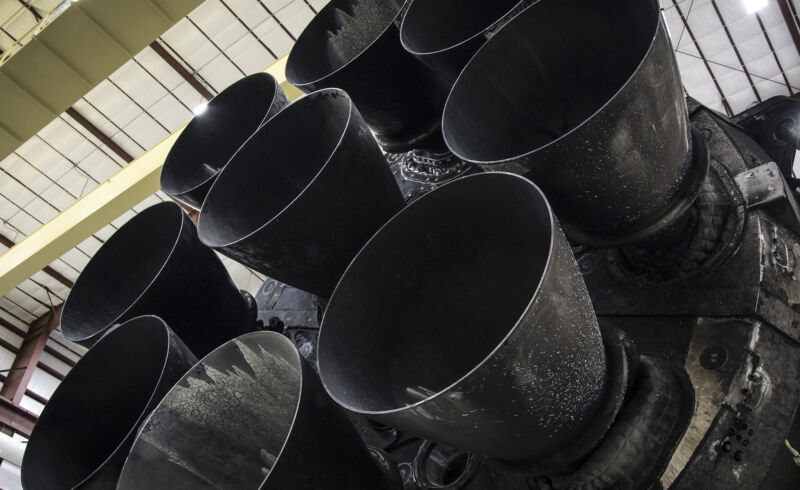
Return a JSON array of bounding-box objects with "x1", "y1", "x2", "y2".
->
[{"x1": 735, "y1": 162, "x2": 800, "y2": 235}]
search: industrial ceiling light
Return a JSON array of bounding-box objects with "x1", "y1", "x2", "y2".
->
[
  {"x1": 743, "y1": 0, "x2": 768, "y2": 14},
  {"x1": 193, "y1": 101, "x2": 208, "y2": 115}
]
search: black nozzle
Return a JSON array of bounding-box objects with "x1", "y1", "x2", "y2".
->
[
  {"x1": 443, "y1": 0, "x2": 700, "y2": 246},
  {"x1": 61, "y1": 202, "x2": 254, "y2": 357},
  {"x1": 197, "y1": 88, "x2": 405, "y2": 297},
  {"x1": 399, "y1": 0, "x2": 525, "y2": 83},
  {"x1": 21, "y1": 316, "x2": 196, "y2": 490},
  {"x1": 117, "y1": 332, "x2": 395, "y2": 490},
  {"x1": 285, "y1": 0, "x2": 450, "y2": 152},
  {"x1": 318, "y1": 172, "x2": 608, "y2": 464},
  {"x1": 161, "y1": 73, "x2": 289, "y2": 209}
]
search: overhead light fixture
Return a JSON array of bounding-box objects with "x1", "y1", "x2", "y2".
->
[
  {"x1": 743, "y1": 0, "x2": 768, "y2": 14},
  {"x1": 193, "y1": 101, "x2": 208, "y2": 115}
]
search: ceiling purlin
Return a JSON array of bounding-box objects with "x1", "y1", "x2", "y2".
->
[
  {"x1": 15, "y1": 0, "x2": 42, "y2": 22},
  {"x1": 256, "y1": 0, "x2": 298, "y2": 40},
  {"x1": 65, "y1": 107, "x2": 134, "y2": 163},
  {"x1": 73, "y1": 96, "x2": 149, "y2": 154},
  {"x1": 142, "y1": 42, "x2": 211, "y2": 105},
  {"x1": 778, "y1": 0, "x2": 800, "y2": 58},
  {"x1": 219, "y1": 0, "x2": 277, "y2": 58},
  {"x1": 184, "y1": 15, "x2": 248, "y2": 76},
  {"x1": 710, "y1": 0, "x2": 762, "y2": 103},
  {"x1": 156, "y1": 37, "x2": 219, "y2": 95},
  {"x1": 756, "y1": 12, "x2": 794, "y2": 93},
  {"x1": 671, "y1": 0, "x2": 735, "y2": 116}
]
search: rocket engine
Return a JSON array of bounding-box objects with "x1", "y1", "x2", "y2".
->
[{"x1": 20, "y1": 0, "x2": 800, "y2": 489}]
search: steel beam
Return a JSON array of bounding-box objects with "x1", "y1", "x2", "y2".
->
[
  {"x1": 0, "y1": 54, "x2": 300, "y2": 299},
  {"x1": 65, "y1": 107, "x2": 134, "y2": 163},
  {"x1": 0, "y1": 373, "x2": 48, "y2": 405},
  {"x1": 0, "y1": 0, "x2": 204, "y2": 161},
  {"x1": 0, "y1": 335, "x2": 57, "y2": 378},
  {"x1": 0, "y1": 397, "x2": 36, "y2": 437},
  {"x1": 0, "y1": 304, "x2": 62, "y2": 405},
  {"x1": 0, "y1": 129, "x2": 174, "y2": 297},
  {"x1": 17, "y1": 0, "x2": 42, "y2": 22},
  {"x1": 148, "y1": 40, "x2": 214, "y2": 101},
  {"x1": 0, "y1": 233, "x2": 74, "y2": 289}
]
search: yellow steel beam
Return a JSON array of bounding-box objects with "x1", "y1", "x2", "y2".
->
[
  {"x1": 0, "y1": 54, "x2": 300, "y2": 298},
  {"x1": 0, "y1": 0, "x2": 203, "y2": 161}
]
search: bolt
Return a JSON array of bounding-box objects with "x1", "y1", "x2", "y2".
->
[{"x1": 723, "y1": 441, "x2": 733, "y2": 452}]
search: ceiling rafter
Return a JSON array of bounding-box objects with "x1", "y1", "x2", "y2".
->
[
  {"x1": 0, "y1": 299, "x2": 37, "y2": 322},
  {"x1": 671, "y1": 0, "x2": 734, "y2": 116},
  {"x1": 675, "y1": 49, "x2": 800, "y2": 92},
  {"x1": 218, "y1": 0, "x2": 278, "y2": 58},
  {"x1": 156, "y1": 37, "x2": 219, "y2": 95},
  {"x1": 301, "y1": 0, "x2": 317, "y2": 14},
  {"x1": 73, "y1": 97, "x2": 148, "y2": 154},
  {"x1": 65, "y1": 107, "x2": 134, "y2": 163},
  {"x1": 755, "y1": 12, "x2": 793, "y2": 94},
  {"x1": 257, "y1": 0, "x2": 298, "y2": 40},
  {"x1": 778, "y1": 0, "x2": 800, "y2": 59},
  {"x1": 131, "y1": 56, "x2": 195, "y2": 113},
  {"x1": 0, "y1": 303, "x2": 32, "y2": 326},
  {"x1": 104, "y1": 78, "x2": 172, "y2": 135},
  {"x1": 184, "y1": 15, "x2": 248, "y2": 77},
  {"x1": 149, "y1": 40, "x2": 215, "y2": 100},
  {"x1": 16, "y1": 0, "x2": 42, "y2": 22},
  {"x1": 710, "y1": 0, "x2": 761, "y2": 102}
]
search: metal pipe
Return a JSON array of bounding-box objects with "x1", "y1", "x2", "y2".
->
[
  {"x1": 318, "y1": 172, "x2": 609, "y2": 464},
  {"x1": 399, "y1": 0, "x2": 526, "y2": 83},
  {"x1": 117, "y1": 332, "x2": 395, "y2": 489},
  {"x1": 442, "y1": 0, "x2": 702, "y2": 246},
  {"x1": 21, "y1": 316, "x2": 197, "y2": 489},
  {"x1": 161, "y1": 73, "x2": 289, "y2": 210},
  {"x1": 197, "y1": 89, "x2": 405, "y2": 298},
  {"x1": 285, "y1": 0, "x2": 450, "y2": 152},
  {"x1": 60, "y1": 202, "x2": 255, "y2": 357}
]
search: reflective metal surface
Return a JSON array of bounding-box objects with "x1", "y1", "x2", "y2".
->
[
  {"x1": 399, "y1": 0, "x2": 525, "y2": 83},
  {"x1": 21, "y1": 316, "x2": 196, "y2": 490},
  {"x1": 197, "y1": 89, "x2": 405, "y2": 297},
  {"x1": 318, "y1": 172, "x2": 608, "y2": 463},
  {"x1": 285, "y1": 0, "x2": 450, "y2": 152},
  {"x1": 117, "y1": 332, "x2": 393, "y2": 489},
  {"x1": 161, "y1": 73, "x2": 289, "y2": 209},
  {"x1": 61, "y1": 202, "x2": 254, "y2": 356},
  {"x1": 442, "y1": 0, "x2": 695, "y2": 246}
]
